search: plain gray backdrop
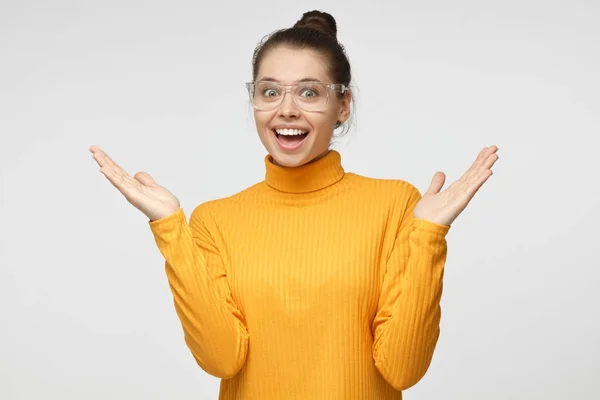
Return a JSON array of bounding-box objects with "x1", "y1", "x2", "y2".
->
[{"x1": 1, "y1": 0, "x2": 598, "y2": 399}]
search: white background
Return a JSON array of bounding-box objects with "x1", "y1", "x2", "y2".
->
[{"x1": 1, "y1": 0, "x2": 598, "y2": 399}]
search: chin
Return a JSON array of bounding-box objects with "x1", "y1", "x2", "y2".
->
[{"x1": 270, "y1": 151, "x2": 311, "y2": 168}]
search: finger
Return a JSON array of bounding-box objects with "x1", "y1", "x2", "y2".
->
[
  {"x1": 98, "y1": 149, "x2": 127, "y2": 176},
  {"x1": 90, "y1": 145, "x2": 115, "y2": 166},
  {"x1": 92, "y1": 149, "x2": 141, "y2": 196},
  {"x1": 479, "y1": 145, "x2": 498, "y2": 166},
  {"x1": 94, "y1": 149, "x2": 133, "y2": 188},
  {"x1": 90, "y1": 145, "x2": 105, "y2": 167},
  {"x1": 465, "y1": 169, "x2": 493, "y2": 198},
  {"x1": 90, "y1": 146, "x2": 113, "y2": 169},
  {"x1": 425, "y1": 171, "x2": 446, "y2": 195},
  {"x1": 134, "y1": 171, "x2": 156, "y2": 187},
  {"x1": 468, "y1": 147, "x2": 490, "y2": 171},
  {"x1": 100, "y1": 166, "x2": 145, "y2": 201},
  {"x1": 482, "y1": 152, "x2": 499, "y2": 170},
  {"x1": 465, "y1": 152, "x2": 499, "y2": 187},
  {"x1": 463, "y1": 145, "x2": 498, "y2": 181},
  {"x1": 99, "y1": 161, "x2": 130, "y2": 187},
  {"x1": 457, "y1": 148, "x2": 487, "y2": 184}
]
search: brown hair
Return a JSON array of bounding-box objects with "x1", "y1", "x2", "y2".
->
[{"x1": 251, "y1": 11, "x2": 352, "y2": 130}]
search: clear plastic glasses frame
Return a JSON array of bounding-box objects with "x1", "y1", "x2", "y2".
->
[{"x1": 246, "y1": 81, "x2": 348, "y2": 112}]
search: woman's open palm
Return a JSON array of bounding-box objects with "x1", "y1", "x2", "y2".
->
[
  {"x1": 90, "y1": 145, "x2": 180, "y2": 221},
  {"x1": 413, "y1": 145, "x2": 499, "y2": 226}
]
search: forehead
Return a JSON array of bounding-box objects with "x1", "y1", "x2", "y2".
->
[{"x1": 256, "y1": 46, "x2": 331, "y2": 83}]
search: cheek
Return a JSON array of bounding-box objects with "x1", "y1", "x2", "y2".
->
[
  {"x1": 316, "y1": 105, "x2": 341, "y2": 129},
  {"x1": 254, "y1": 112, "x2": 271, "y2": 131}
]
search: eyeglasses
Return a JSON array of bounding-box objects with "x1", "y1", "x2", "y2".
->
[{"x1": 246, "y1": 81, "x2": 347, "y2": 112}]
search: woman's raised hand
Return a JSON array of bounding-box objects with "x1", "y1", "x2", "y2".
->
[
  {"x1": 90, "y1": 145, "x2": 181, "y2": 221},
  {"x1": 413, "y1": 145, "x2": 499, "y2": 226}
]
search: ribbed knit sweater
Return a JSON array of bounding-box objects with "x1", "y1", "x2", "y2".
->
[{"x1": 149, "y1": 150, "x2": 449, "y2": 399}]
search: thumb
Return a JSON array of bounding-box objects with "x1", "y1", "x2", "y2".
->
[
  {"x1": 134, "y1": 171, "x2": 156, "y2": 187},
  {"x1": 425, "y1": 171, "x2": 446, "y2": 195}
]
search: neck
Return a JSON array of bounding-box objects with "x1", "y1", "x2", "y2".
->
[
  {"x1": 264, "y1": 150, "x2": 345, "y2": 193},
  {"x1": 270, "y1": 149, "x2": 330, "y2": 167}
]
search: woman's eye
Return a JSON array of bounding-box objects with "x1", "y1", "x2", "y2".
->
[
  {"x1": 262, "y1": 89, "x2": 279, "y2": 97},
  {"x1": 300, "y1": 89, "x2": 318, "y2": 98}
]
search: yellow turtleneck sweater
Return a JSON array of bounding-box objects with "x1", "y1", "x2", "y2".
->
[{"x1": 149, "y1": 150, "x2": 449, "y2": 399}]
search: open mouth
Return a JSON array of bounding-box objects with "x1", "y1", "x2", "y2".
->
[{"x1": 273, "y1": 128, "x2": 309, "y2": 149}]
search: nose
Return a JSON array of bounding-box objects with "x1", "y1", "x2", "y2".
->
[{"x1": 277, "y1": 90, "x2": 300, "y2": 119}]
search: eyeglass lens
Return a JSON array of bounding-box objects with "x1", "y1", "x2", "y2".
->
[{"x1": 251, "y1": 82, "x2": 330, "y2": 111}]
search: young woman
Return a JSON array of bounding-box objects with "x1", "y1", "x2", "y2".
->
[{"x1": 90, "y1": 10, "x2": 498, "y2": 400}]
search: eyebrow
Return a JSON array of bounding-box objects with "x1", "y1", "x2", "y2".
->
[{"x1": 257, "y1": 77, "x2": 323, "y2": 83}]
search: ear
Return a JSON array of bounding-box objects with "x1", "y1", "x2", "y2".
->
[{"x1": 337, "y1": 90, "x2": 352, "y2": 124}]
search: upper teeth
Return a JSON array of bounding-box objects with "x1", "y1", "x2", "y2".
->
[{"x1": 276, "y1": 129, "x2": 307, "y2": 136}]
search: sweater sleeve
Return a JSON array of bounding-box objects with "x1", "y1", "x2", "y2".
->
[
  {"x1": 149, "y1": 205, "x2": 249, "y2": 379},
  {"x1": 372, "y1": 184, "x2": 449, "y2": 391}
]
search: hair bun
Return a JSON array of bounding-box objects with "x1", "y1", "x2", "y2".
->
[{"x1": 293, "y1": 10, "x2": 337, "y2": 37}]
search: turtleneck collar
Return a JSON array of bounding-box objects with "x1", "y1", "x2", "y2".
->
[{"x1": 264, "y1": 150, "x2": 345, "y2": 193}]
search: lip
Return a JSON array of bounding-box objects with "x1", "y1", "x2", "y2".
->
[
  {"x1": 272, "y1": 126, "x2": 310, "y2": 131},
  {"x1": 272, "y1": 127, "x2": 310, "y2": 152}
]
